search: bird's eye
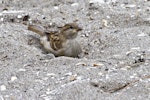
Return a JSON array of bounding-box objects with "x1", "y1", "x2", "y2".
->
[{"x1": 70, "y1": 26, "x2": 73, "y2": 29}]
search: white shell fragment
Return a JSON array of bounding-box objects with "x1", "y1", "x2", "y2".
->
[
  {"x1": 93, "y1": 63, "x2": 104, "y2": 67},
  {"x1": 76, "y1": 62, "x2": 87, "y2": 66},
  {"x1": 125, "y1": 4, "x2": 136, "y2": 8},
  {"x1": 64, "y1": 72, "x2": 73, "y2": 76}
]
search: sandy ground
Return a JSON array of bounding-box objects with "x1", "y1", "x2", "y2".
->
[{"x1": 0, "y1": 0, "x2": 150, "y2": 100}]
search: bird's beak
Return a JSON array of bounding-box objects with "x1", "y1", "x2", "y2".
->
[{"x1": 78, "y1": 27, "x2": 82, "y2": 31}]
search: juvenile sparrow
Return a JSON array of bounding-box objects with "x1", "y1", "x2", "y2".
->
[{"x1": 28, "y1": 23, "x2": 82, "y2": 57}]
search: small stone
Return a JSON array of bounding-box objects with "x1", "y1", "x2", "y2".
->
[
  {"x1": 130, "y1": 75, "x2": 135, "y2": 79},
  {"x1": 106, "y1": 75, "x2": 110, "y2": 79},
  {"x1": 120, "y1": 4, "x2": 125, "y2": 8},
  {"x1": 23, "y1": 15, "x2": 30, "y2": 21},
  {"x1": 120, "y1": 67, "x2": 127, "y2": 71},
  {"x1": 102, "y1": 19, "x2": 108, "y2": 27},
  {"x1": 106, "y1": 16, "x2": 110, "y2": 19},
  {"x1": 1, "y1": 18, "x2": 4, "y2": 21},
  {"x1": 17, "y1": 15, "x2": 22, "y2": 19},
  {"x1": 125, "y1": 66, "x2": 132, "y2": 69},
  {"x1": 85, "y1": 33, "x2": 89, "y2": 37},
  {"x1": 60, "y1": 77, "x2": 65, "y2": 80},
  {"x1": 125, "y1": 4, "x2": 136, "y2": 8},
  {"x1": 69, "y1": 75, "x2": 77, "y2": 81},
  {"x1": 0, "y1": 85, "x2": 6, "y2": 91},
  {"x1": 98, "y1": 72, "x2": 103, "y2": 76},
  {"x1": 49, "y1": 22, "x2": 53, "y2": 26},
  {"x1": 54, "y1": 6, "x2": 59, "y2": 10},
  {"x1": 11, "y1": 76, "x2": 17, "y2": 81},
  {"x1": 42, "y1": 15, "x2": 46, "y2": 19}
]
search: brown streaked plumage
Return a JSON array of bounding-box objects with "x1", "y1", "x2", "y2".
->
[{"x1": 28, "y1": 23, "x2": 82, "y2": 57}]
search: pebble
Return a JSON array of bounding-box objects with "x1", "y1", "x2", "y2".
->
[
  {"x1": 105, "y1": 75, "x2": 110, "y2": 79},
  {"x1": 54, "y1": 6, "x2": 59, "y2": 10},
  {"x1": 130, "y1": 76, "x2": 135, "y2": 79},
  {"x1": 0, "y1": 85, "x2": 6, "y2": 91},
  {"x1": 71, "y1": 3, "x2": 79, "y2": 7},
  {"x1": 17, "y1": 15, "x2": 22, "y2": 19},
  {"x1": 102, "y1": 19, "x2": 108, "y2": 27},
  {"x1": 98, "y1": 72, "x2": 103, "y2": 76},
  {"x1": 11, "y1": 76, "x2": 17, "y2": 81},
  {"x1": 69, "y1": 75, "x2": 77, "y2": 81},
  {"x1": 42, "y1": 15, "x2": 46, "y2": 19},
  {"x1": 18, "y1": 68, "x2": 26, "y2": 72},
  {"x1": 85, "y1": 33, "x2": 89, "y2": 37},
  {"x1": 0, "y1": 18, "x2": 4, "y2": 21},
  {"x1": 69, "y1": 74, "x2": 78, "y2": 81},
  {"x1": 106, "y1": 16, "x2": 110, "y2": 19}
]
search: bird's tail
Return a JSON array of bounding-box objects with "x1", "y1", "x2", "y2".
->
[{"x1": 28, "y1": 25, "x2": 46, "y2": 36}]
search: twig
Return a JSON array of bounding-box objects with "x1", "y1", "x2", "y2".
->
[{"x1": 115, "y1": 75, "x2": 150, "y2": 100}]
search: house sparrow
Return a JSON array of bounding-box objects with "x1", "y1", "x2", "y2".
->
[{"x1": 28, "y1": 23, "x2": 82, "y2": 57}]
